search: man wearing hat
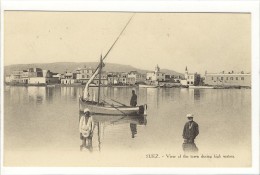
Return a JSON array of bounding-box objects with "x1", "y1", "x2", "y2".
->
[
  {"x1": 182, "y1": 114, "x2": 199, "y2": 144},
  {"x1": 79, "y1": 108, "x2": 95, "y2": 151}
]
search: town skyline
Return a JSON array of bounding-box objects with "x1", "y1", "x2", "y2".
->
[
  {"x1": 4, "y1": 12, "x2": 251, "y2": 74},
  {"x1": 4, "y1": 61, "x2": 251, "y2": 76}
]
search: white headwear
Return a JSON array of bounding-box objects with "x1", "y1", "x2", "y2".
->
[
  {"x1": 84, "y1": 108, "x2": 90, "y2": 113},
  {"x1": 186, "y1": 113, "x2": 194, "y2": 118}
]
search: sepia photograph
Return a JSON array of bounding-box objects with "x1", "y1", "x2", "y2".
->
[{"x1": 0, "y1": 0, "x2": 259, "y2": 174}]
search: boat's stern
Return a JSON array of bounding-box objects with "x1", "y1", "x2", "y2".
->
[{"x1": 138, "y1": 104, "x2": 148, "y2": 116}]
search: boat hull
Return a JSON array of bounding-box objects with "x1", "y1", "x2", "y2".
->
[{"x1": 79, "y1": 99, "x2": 147, "y2": 116}]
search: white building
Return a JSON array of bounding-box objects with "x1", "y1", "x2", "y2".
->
[
  {"x1": 61, "y1": 72, "x2": 77, "y2": 84},
  {"x1": 181, "y1": 66, "x2": 201, "y2": 86},
  {"x1": 204, "y1": 71, "x2": 251, "y2": 87},
  {"x1": 146, "y1": 65, "x2": 165, "y2": 82},
  {"x1": 127, "y1": 71, "x2": 146, "y2": 85},
  {"x1": 76, "y1": 67, "x2": 108, "y2": 85}
]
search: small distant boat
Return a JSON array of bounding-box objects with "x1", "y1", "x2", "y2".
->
[
  {"x1": 89, "y1": 83, "x2": 99, "y2": 87},
  {"x1": 189, "y1": 85, "x2": 214, "y2": 89},
  {"x1": 139, "y1": 84, "x2": 158, "y2": 88},
  {"x1": 46, "y1": 84, "x2": 56, "y2": 88},
  {"x1": 164, "y1": 84, "x2": 174, "y2": 88},
  {"x1": 158, "y1": 84, "x2": 165, "y2": 88}
]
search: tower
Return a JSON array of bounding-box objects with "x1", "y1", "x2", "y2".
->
[
  {"x1": 155, "y1": 64, "x2": 160, "y2": 73},
  {"x1": 185, "y1": 66, "x2": 188, "y2": 79}
]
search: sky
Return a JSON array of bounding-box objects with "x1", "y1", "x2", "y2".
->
[{"x1": 4, "y1": 12, "x2": 251, "y2": 74}]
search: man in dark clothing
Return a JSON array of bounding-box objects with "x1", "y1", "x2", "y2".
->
[
  {"x1": 130, "y1": 90, "x2": 137, "y2": 107},
  {"x1": 182, "y1": 114, "x2": 199, "y2": 143}
]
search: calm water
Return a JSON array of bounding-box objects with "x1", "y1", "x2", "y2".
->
[{"x1": 4, "y1": 86, "x2": 251, "y2": 166}]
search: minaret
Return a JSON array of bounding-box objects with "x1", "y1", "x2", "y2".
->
[
  {"x1": 185, "y1": 66, "x2": 188, "y2": 79},
  {"x1": 155, "y1": 64, "x2": 160, "y2": 73}
]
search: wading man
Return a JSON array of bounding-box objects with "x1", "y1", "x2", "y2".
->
[
  {"x1": 79, "y1": 108, "x2": 95, "y2": 151},
  {"x1": 130, "y1": 90, "x2": 137, "y2": 107},
  {"x1": 182, "y1": 114, "x2": 199, "y2": 143},
  {"x1": 182, "y1": 114, "x2": 199, "y2": 153}
]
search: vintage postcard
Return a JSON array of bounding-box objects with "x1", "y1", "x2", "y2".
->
[{"x1": 1, "y1": 0, "x2": 259, "y2": 174}]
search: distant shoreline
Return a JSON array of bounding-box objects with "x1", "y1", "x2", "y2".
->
[{"x1": 4, "y1": 83, "x2": 251, "y2": 89}]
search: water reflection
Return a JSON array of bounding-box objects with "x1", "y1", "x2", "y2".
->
[
  {"x1": 182, "y1": 142, "x2": 199, "y2": 153},
  {"x1": 194, "y1": 89, "x2": 200, "y2": 101},
  {"x1": 28, "y1": 87, "x2": 46, "y2": 105},
  {"x1": 79, "y1": 111, "x2": 147, "y2": 152},
  {"x1": 130, "y1": 123, "x2": 137, "y2": 138},
  {"x1": 4, "y1": 86, "x2": 251, "y2": 158}
]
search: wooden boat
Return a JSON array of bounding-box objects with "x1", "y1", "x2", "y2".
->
[
  {"x1": 139, "y1": 84, "x2": 158, "y2": 88},
  {"x1": 79, "y1": 99, "x2": 146, "y2": 116},
  {"x1": 79, "y1": 15, "x2": 147, "y2": 116}
]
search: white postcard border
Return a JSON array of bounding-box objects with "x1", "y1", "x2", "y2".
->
[{"x1": 1, "y1": 0, "x2": 259, "y2": 174}]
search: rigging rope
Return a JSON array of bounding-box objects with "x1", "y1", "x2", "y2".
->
[{"x1": 93, "y1": 13, "x2": 135, "y2": 73}]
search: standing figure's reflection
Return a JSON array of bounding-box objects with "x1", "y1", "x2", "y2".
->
[
  {"x1": 130, "y1": 115, "x2": 147, "y2": 138},
  {"x1": 182, "y1": 142, "x2": 198, "y2": 153},
  {"x1": 79, "y1": 113, "x2": 148, "y2": 152},
  {"x1": 130, "y1": 123, "x2": 137, "y2": 138}
]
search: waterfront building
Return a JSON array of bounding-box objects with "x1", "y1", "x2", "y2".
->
[
  {"x1": 107, "y1": 72, "x2": 118, "y2": 85},
  {"x1": 118, "y1": 72, "x2": 128, "y2": 85},
  {"x1": 9, "y1": 70, "x2": 24, "y2": 83},
  {"x1": 28, "y1": 69, "x2": 59, "y2": 85},
  {"x1": 127, "y1": 77, "x2": 136, "y2": 85},
  {"x1": 6, "y1": 70, "x2": 31, "y2": 84},
  {"x1": 21, "y1": 70, "x2": 29, "y2": 84},
  {"x1": 76, "y1": 67, "x2": 94, "y2": 80},
  {"x1": 165, "y1": 74, "x2": 171, "y2": 82},
  {"x1": 92, "y1": 71, "x2": 108, "y2": 85},
  {"x1": 5, "y1": 75, "x2": 11, "y2": 83},
  {"x1": 172, "y1": 75, "x2": 182, "y2": 83},
  {"x1": 181, "y1": 66, "x2": 201, "y2": 86},
  {"x1": 28, "y1": 68, "x2": 43, "y2": 77},
  {"x1": 204, "y1": 71, "x2": 251, "y2": 87},
  {"x1": 146, "y1": 65, "x2": 165, "y2": 82},
  {"x1": 61, "y1": 72, "x2": 78, "y2": 84},
  {"x1": 76, "y1": 67, "x2": 108, "y2": 85},
  {"x1": 127, "y1": 71, "x2": 146, "y2": 85},
  {"x1": 5, "y1": 68, "x2": 59, "y2": 85}
]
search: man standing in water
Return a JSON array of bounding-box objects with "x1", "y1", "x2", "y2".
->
[
  {"x1": 130, "y1": 90, "x2": 137, "y2": 107},
  {"x1": 79, "y1": 108, "x2": 95, "y2": 151},
  {"x1": 182, "y1": 114, "x2": 199, "y2": 143},
  {"x1": 182, "y1": 114, "x2": 199, "y2": 152},
  {"x1": 129, "y1": 90, "x2": 137, "y2": 138}
]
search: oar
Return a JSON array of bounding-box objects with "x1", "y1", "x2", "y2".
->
[
  {"x1": 102, "y1": 94, "x2": 128, "y2": 106},
  {"x1": 102, "y1": 100, "x2": 128, "y2": 116},
  {"x1": 109, "y1": 98, "x2": 127, "y2": 106}
]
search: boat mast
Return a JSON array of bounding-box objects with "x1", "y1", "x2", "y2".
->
[
  {"x1": 97, "y1": 55, "x2": 103, "y2": 104},
  {"x1": 83, "y1": 14, "x2": 135, "y2": 100}
]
